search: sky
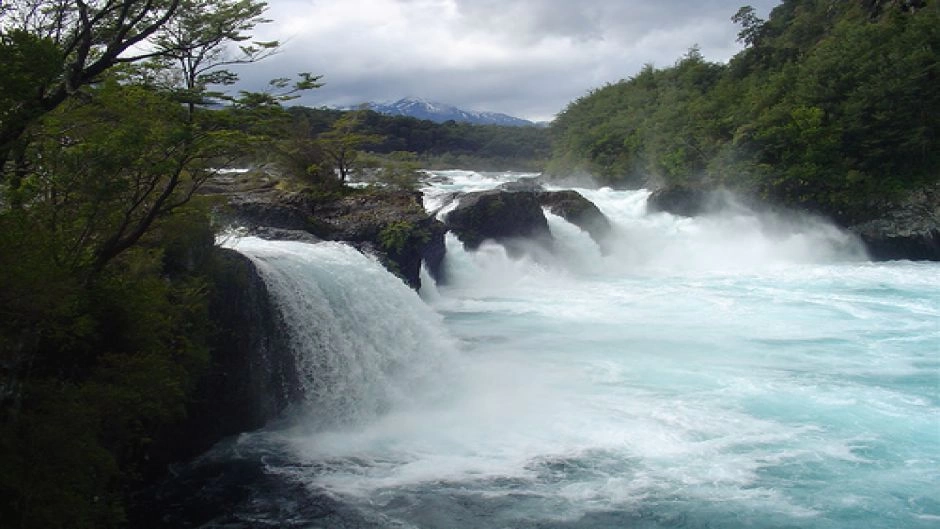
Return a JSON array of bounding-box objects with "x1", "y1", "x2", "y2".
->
[{"x1": 238, "y1": 0, "x2": 781, "y2": 122}]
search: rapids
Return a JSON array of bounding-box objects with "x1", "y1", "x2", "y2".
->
[{"x1": 215, "y1": 171, "x2": 938, "y2": 528}]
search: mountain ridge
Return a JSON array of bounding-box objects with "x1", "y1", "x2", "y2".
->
[{"x1": 351, "y1": 97, "x2": 538, "y2": 127}]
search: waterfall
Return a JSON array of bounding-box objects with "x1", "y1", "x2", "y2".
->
[
  {"x1": 223, "y1": 237, "x2": 457, "y2": 427},
  {"x1": 200, "y1": 174, "x2": 936, "y2": 529}
]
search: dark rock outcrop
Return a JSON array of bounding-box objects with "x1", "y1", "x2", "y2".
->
[
  {"x1": 444, "y1": 189, "x2": 552, "y2": 252},
  {"x1": 646, "y1": 182, "x2": 940, "y2": 261},
  {"x1": 497, "y1": 176, "x2": 544, "y2": 193},
  {"x1": 166, "y1": 250, "x2": 299, "y2": 461},
  {"x1": 850, "y1": 183, "x2": 940, "y2": 261},
  {"x1": 444, "y1": 182, "x2": 614, "y2": 255},
  {"x1": 305, "y1": 190, "x2": 447, "y2": 288},
  {"x1": 130, "y1": 444, "x2": 388, "y2": 529},
  {"x1": 212, "y1": 176, "x2": 446, "y2": 289},
  {"x1": 225, "y1": 188, "x2": 319, "y2": 234},
  {"x1": 145, "y1": 248, "x2": 299, "y2": 476},
  {"x1": 646, "y1": 186, "x2": 736, "y2": 217},
  {"x1": 539, "y1": 190, "x2": 613, "y2": 250}
]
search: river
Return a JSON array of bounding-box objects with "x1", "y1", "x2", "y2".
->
[{"x1": 211, "y1": 170, "x2": 938, "y2": 528}]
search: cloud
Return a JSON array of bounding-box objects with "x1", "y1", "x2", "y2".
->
[{"x1": 235, "y1": 0, "x2": 780, "y2": 121}]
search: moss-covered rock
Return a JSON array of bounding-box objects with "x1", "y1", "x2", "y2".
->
[{"x1": 209, "y1": 174, "x2": 446, "y2": 289}]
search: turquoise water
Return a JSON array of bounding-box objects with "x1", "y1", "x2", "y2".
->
[{"x1": 231, "y1": 172, "x2": 939, "y2": 528}]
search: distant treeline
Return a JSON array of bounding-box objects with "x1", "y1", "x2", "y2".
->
[
  {"x1": 287, "y1": 107, "x2": 551, "y2": 171},
  {"x1": 547, "y1": 0, "x2": 939, "y2": 223}
]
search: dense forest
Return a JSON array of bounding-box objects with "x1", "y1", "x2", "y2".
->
[
  {"x1": 282, "y1": 106, "x2": 550, "y2": 175},
  {"x1": 0, "y1": 1, "x2": 324, "y2": 527},
  {"x1": 547, "y1": 0, "x2": 938, "y2": 224}
]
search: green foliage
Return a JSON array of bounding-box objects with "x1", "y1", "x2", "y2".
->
[
  {"x1": 547, "y1": 0, "x2": 939, "y2": 222},
  {"x1": 0, "y1": 2, "x2": 318, "y2": 527},
  {"x1": 317, "y1": 110, "x2": 386, "y2": 182},
  {"x1": 284, "y1": 106, "x2": 550, "y2": 174},
  {"x1": 355, "y1": 151, "x2": 424, "y2": 190},
  {"x1": 0, "y1": 208, "x2": 215, "y2": 529},
  {"x1": 379, "y1": 220, "x2": 423, "y2": 254}
]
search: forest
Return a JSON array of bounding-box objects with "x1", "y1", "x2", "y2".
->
[
  {"x1": 0, "y1": 1, "x2": 323, "y2": 527},
  {"x1": 547, "y1": 0, "x2": 938, "y2": 224},
  {"x1": 286, "y1": 106, "x2": 550, "y2": 173}
]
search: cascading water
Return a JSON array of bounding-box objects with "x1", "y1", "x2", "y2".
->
[
  {"x1": 215, "y1": 172, "x2": 938, "y2": 529},
  {"x1": 223, "y1": 237, "x2": 457, "y2": 427}
]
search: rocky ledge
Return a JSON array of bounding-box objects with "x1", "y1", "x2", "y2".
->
[
  {"x1": 849, "y1": 183, "x2": 940, "y2": 260},
  {"x1": 213, "y1": 177, "x2": 446, "y2": 289}
]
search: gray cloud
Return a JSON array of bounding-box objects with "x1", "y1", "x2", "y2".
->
[{"x1": 235, "y1": 0, "x2": 780, "y2": 121}]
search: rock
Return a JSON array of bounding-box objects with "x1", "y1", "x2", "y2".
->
[
  {"x1": 148, "y1": 249, "x2": 299, "y2": 473},
  {"x1": 497, "y1": 176, "x2": 544, "y2": 193},
  {"x1": 647, "y1": 185, "x2": 736, "y2": 217},
  {"x1": 245, "y1": 226, "x2": 322, "y2": 243},
  {"x1": 647, "y1": 186, "x2": 708, "y2": 217},
  {"x1": 214, "y1": 179, "x2": 446, "y2": 289},
  {"x1": 308, "y1": 190, "x2": 447, "y2": 289},
  {"x1": 443, "y1": 189, "x2": 552, "y2": 252},
  {"x1": 225, "y1": 189, "x2": 319, "y2": 233},
  {"x1": 538, "y1": 190, "x2": 613, "y2": 251},
  {"x1": 850, "y1": 183, "x2": 940, "y2": 261},
  {"x1": 129, "y1": 444, "x2": 388, "y2": 529},
  {"x1": 443, "y1": 185, "x2": 615, "y2": 257}
]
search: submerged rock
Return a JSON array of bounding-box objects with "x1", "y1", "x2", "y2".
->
[{"x1": 130, "y1": 446, "x2": 387, "y2": 529}]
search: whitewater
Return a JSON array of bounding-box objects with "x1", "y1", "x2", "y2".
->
[{"x1": 220, "y1": 171, "x2": 939, "y2": 528}]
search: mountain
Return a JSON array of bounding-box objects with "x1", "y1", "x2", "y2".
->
[{"x1": 357, "y1": 97, "x2": 536, "y2": 127}]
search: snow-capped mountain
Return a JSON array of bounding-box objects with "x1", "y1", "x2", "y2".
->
[{"x1": 356, "y1": 97, "x2": 536, "y2": 127}]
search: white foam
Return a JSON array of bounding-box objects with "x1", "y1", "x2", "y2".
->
[{"x1": 234, "y1": 172, "x2": 940, "y2": 527}]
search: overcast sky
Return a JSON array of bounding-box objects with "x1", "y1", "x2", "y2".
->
[{"x1": 238, "y1": 0, "x2": 781, "y2": 121}]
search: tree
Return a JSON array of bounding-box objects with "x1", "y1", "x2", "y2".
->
[
  {"x1": 152, "y1": 0, "x2": 277, "y2": 115},
  {"x1": 317, "y1": 110, "x2": 383, "y2": 183},
  {"x1": 732, "y1": 5, "x2": 765, "y2": 47},
  {"x1": 0, "y1": 0, "x2": 184, "y2": 170},
  {"x1": 0, "y1": 2, "x2": 320, "y2": 526}
]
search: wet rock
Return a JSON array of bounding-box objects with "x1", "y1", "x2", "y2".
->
[
  {"x1": 646, "y1": 186, "x2": 733, "y2": 217},
  {"x1": 309, "y1": 190, "x2": 447, "y2": 288},
  {"x1": 213, "y1": 180, "x2": 446, "y2": 289},
  {"x1": 850, "y1": 183, "x2": 940, "y2": 261},
  {"x1": 497, "y1": 176, "x2": 544, "y2": 193},
  {"x1": 146, "y1": 249, "x2": 300, "y2": 476},
  {"x1": 539, "y1": 189, "x2": 612, "y2": 251},
  {"x1": 443, "y1": 189, "x2": 552, "y2": 252},
  {"x1": 193, "y1": 251, "x2": 299, "y2": 448},
  {"x1": 130, "y1": 445, "x2": 389, "y2": 529},
  {"x1": 224, "y1": 189, "x2": 319, "y2": 233},
  {"x1": 244, "y1": 227, "x2": 322, "y2": 243}
]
